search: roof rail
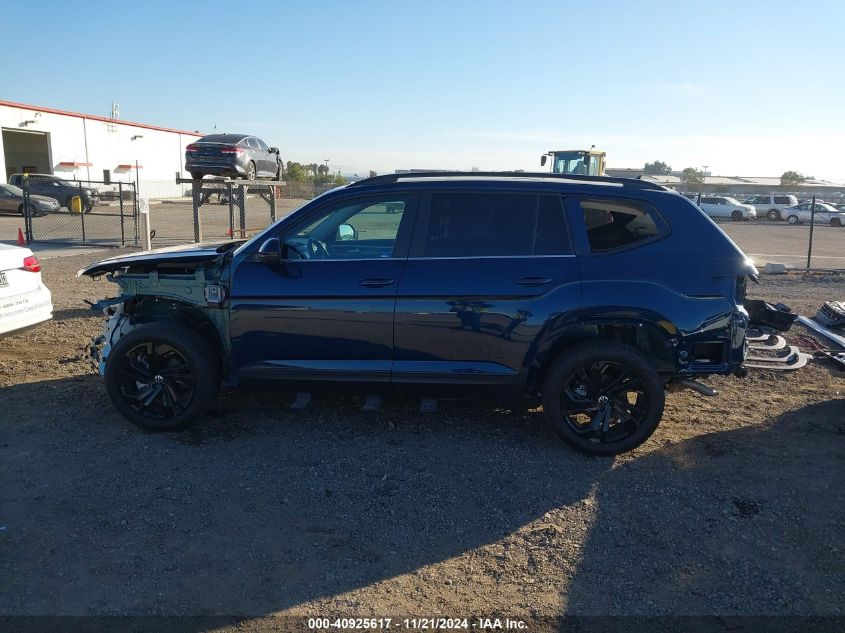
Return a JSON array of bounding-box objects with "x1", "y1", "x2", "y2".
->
[{"x1": 346, "y1": 171, "x2": 668, "y2": 191}]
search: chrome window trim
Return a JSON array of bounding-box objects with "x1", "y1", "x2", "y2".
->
[
  {"x1": 408, "y1": 255, "x2": 577, "y2": 260},
  {"x1": 283, "y1": 254, "x2": 577, "y2": 263}
]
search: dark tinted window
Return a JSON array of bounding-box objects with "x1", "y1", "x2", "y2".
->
[
  {"x1": 422, "y1": 193, "x2": 535, "y2": 257},
  {"x1": 581, "y1": 198, "x2": 662, "y2": 252},
  {"x1": 774, "y1": 196, "x2": 790, "y2": 204},
  {"x1": 701, "y1": 197, "x2": 718, "y2": 204},
  {"x1": 534, "y1": 196, "x2": 571, "y2": 255}
]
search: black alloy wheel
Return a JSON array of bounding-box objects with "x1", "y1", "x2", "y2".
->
[
  {"x1": 542, "y1": 342, "x2": 665, "y2": 456},
  {"x1": 104, "y1": 322, "x2": 219, "y2": 430}
]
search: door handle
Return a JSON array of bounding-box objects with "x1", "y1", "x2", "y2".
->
[
  {"x1": 359, "y1": 278, "x2": 395, "y2": 288},
  {"x1": 514, "y1": 277, "x2": 553, "y2": 287}
]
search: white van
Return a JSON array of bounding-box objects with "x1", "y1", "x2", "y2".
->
[{"x1": 742, "y1": 194, "x2": 798, "y2": 221}]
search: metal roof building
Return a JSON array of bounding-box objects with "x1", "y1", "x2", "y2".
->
[{"x1": 605, "y1": 168, "x2": 844, "y2": 197}]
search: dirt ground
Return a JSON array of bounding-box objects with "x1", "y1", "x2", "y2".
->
[{"x1": 1, "y1": 252, "x2": 843, "y2": 629}]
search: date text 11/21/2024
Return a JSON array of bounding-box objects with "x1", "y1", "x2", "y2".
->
[{"x1": 307, "y1": 617, "x2": 528, "y2": 630}]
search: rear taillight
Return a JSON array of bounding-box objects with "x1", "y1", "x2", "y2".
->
[
  {"x1": 186, "y1": 144, "x2": 199, "y2": 153},
  {"x1": 219, "y1": 146, "x2": 243, "y2": 154},
  {"x1": 22, "y1": 255, "x2": 41, "y2": 272}
]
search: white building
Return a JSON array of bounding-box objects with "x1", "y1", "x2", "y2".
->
[{"x1": 0, "y1": 99, "x2": 201, "y2": 196}]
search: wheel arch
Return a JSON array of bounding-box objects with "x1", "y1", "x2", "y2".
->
[
  {"x1": 120, "y1": 295, "x2": 228, "y2": 373},
  {"x1": 525, "y1": 316, "x2": 677, "y2": 393}
]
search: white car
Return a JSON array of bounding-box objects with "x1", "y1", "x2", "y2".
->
[
  {"x1": 0, "y1": 244, "x2": 53, "y2": 338},
  {"x1": 783, "y1": 202, "x2": 845, "y2": 227},
  {"x1": 697, "y1": 196, "x2": 757, "y2": 221},
  {"x1": 742, "y1": 194, "x2": 798, "y2": 221}
]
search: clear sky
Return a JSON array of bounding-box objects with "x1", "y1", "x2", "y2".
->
[{"x1": 5, "y1": 0, "x2": 844, "y2": 180}]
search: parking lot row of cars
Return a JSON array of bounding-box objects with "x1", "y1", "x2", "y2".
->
[
  {"x1": 685, "y1": 193, "x2": 845, "y2": 226},
  {"x1": 0, "y1": 174, "x2": 99, "y2": 215}
]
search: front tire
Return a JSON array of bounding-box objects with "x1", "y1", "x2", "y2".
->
[
  {"x1": 541, "y1": 341, "x2": 665, "y2": 456},
  {"x1": 831, "y1": 217, "x2": 842, "y2": 227},
  {"x1": 104, "y1": 322, "x2": 220, "y2": 431}
]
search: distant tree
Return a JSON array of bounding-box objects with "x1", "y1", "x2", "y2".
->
[
  {"x1": 780, "y1": 171, "x2": 805, "y2": 188},
  {"x1": 285, "y1": 161, "x2": 307, "y2": 182},
  {"x1": 333, "y1": 172, "x2": 349, "y2": 185},
  {"x1": 643, "y1": 160, "x2": 672, "y2": 175},
  {"x1": 470, "y1": 166, "x2": 480, "y2": 172},
  {"x1": 317, "y1": 164, "x2": 329, "y2": 176},
  {"x1": 680, "y1": 167, "x2": 705, "y2": 187},
  {"x1": 368, "y1": 170, "x2": 377, "y2": 178}
]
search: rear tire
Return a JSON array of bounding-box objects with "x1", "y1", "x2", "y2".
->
[
  {"x1": 731, "y1": 210, "x2": 743, "y2": 221},
  {"x1": 190, "y1": 172, "x2": 203, "y2": 180},
  {"x1": 831, "y1": 217, "x2": 842, "y2": 227},
  {"x1": 104, "y1": 322, "x2": 220, "y2": 431},
  {"x1": 787, "y1": 214, "x2": 799, "y2": 225},
  {"x1": 767, "y1": 209, "x2": 781, "y2": 221},
  {"x1": 541, "y1": 341, "x2": 665, "y2": 456},
  {"x1": 246, "y1": 162, "x2": 256, "y2": 181}
]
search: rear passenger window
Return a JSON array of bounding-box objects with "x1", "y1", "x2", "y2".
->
[
  {"x1": 534, "y1": 196, "x2": 571, "y2": 255},
  {"x1": 774, "y1": 196, "x2": 789, "y2": 204},
  {"x1": 580, "y1": 198, "x2": 662, "y2": 252},
  {"x1": 420, "y1": 193, "x2": 571, "y2": 257},
  {"x1": 422, "y1": 193, "x2": 534, "y2": 257}
]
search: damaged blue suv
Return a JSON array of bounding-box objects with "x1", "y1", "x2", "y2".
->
[{"x1": 80, "y1": 172, "x2": 755, "y2": 455}]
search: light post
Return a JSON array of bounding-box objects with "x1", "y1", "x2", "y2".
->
[{"x1": 130, "y1": 134, "x2": 144, "y2": 197}]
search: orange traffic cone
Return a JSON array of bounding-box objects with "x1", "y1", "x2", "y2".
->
[{"x1": 17, "y1": 227, "x2": 25, "y2": 246}]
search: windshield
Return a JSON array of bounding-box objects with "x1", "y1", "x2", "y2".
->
[{"x1": 551, "y1": 152, "x2": 588, "y2": 175}]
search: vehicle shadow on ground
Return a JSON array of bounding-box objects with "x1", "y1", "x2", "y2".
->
[
  {"x1": 52, "y1": 307, "x2": 100, "y2": 321},
  {"x1": 563, "y1": 398, "x2": 845, "y2": 619},
  {"x1": 1, "y1": 376, "x2": 612, "y2": 618}
]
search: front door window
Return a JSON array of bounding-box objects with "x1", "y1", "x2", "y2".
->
[{"x1": 286, "y1": 196, "x2": 410, "y2": 260}]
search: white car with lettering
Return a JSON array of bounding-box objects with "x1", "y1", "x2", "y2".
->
[{"x1": 0, "y1": 244, "x2": 53, "y2": 338}]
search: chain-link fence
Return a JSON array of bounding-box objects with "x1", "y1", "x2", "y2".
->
[
  {"x1": 22, "y1": 177, "x2": 138, "y2": 246},
  {"x1": 684, "y1": 193, "x2": 845, "y2": 270},
  {"x1": 136, "y1": 179, "x2": 314, "y2": 246}
]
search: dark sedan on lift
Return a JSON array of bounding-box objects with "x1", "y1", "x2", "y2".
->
[{"x1": 185, "y1": 133, "x2": 283, "y2": 181}]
